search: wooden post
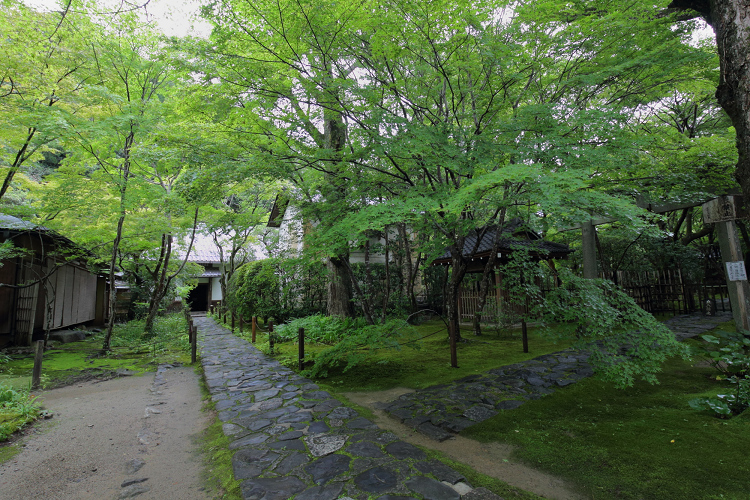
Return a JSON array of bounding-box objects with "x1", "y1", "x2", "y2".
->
[
  {"x1": 31, "y1": 340, "x2": 44, "y2": 390},
  {"x1": 703, "y1": 196, "x2": 750, "y2": 331},
  {"x1": 252, "y1": 316, "x2": 257, "y2": 343},
  {"x1": 191, "y1": 324, "x2": 197, "y2": 363},
  {"x1": 223, "y1": 312, "x2": 227, "y2": 324},
  {"x1": 231, "y1": 312, "x2": 235, "y2": 332},
  {"x1": 522, "y1": 319, "x2": 529, "y2": 354},
  {"x1": 268, "y1": 321, "x2": 274, "y2": 355},
  {"x1": 298, "y1": 327, "x2": 305, "y2": 370},
  {"x1": 239, "y1": 315, "x2": 244, "y2": 333}
]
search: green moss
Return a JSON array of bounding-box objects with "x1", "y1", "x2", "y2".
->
[
  {"x1": 463, "y1": 356, "x2": 750, "y2": 500},
  {"x1": 249, "y1": 320, "x2": 573, "y2": 392},
  {"x1": 0, "y1": 314, "x2": 192, "y2": 390},
  {"x1": 0, "y1": 441, "x2": 21, "y2": 464}
]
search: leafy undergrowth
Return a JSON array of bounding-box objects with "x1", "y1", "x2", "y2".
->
[
  {"x1": 462, "y1": 354, "x2": 750, "y2": 500},
  {"x1": 238, "y1": 319, "x2": 573, "y2": 392},
  {"x1": 0, "y1": 384, "x2": 41, "y2": 441}
]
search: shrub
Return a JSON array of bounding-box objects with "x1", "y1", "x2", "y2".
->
[
  {"x1": 689, "y1": 330, "x2": 750, "y2": 418},
  {"x1": 302, "y1": 319, "x2": 419, "y2": 378},
  {"x1": 0, "y1": 384, "x2": 41, "y2": 441},
  {"x1": 228, "y1": 257, "x2": 326, "y2": 323},
  {"x1": 274, "y1": 315, "x2": 367, "y2": 344},
  {"x1": 542, "y1": 270, "x2": 689, "y2": 388}
]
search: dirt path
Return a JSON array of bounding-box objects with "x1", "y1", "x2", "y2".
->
[
  {"x1": 0, "y1": 366, "x2": 212, "y2": 500},
  {"x1": 342, "y1": 388, "x2": 585, "y2": 500}
]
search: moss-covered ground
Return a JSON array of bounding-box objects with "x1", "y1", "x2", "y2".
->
[
  {"x1": 247, "y1": 316, "x2": 750, "y2": 499},
  {"x1": 462, "y1": 346, "x2": 750, "y2": 499},
  {"x1": 0, "y1": 315, "x2": 192, "y2": 391},
  {"x1": 239, "y1": 319, "x2": 574, "y2": 392}
]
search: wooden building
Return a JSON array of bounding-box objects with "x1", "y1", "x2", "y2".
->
[{"x1": 0, "y1": 214, "x2": 106, "y2": 347}]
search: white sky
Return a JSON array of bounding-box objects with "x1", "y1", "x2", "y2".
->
[{"x1": 23, "y1": 0, "x2": 212, "y2": 37}]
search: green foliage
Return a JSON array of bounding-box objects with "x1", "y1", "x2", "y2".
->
[
  {"x1": 95, "y1": 314, "x2": 191, "y2": 357},
  {"x1": 302, "y1": 319, "x2": 419, "y2": 379},
  {"x1": 228, "y1": 257, "x2": 327, "y2": 322},
  {"x1": 228, "y1": 259, "x2": 281, "y2": 320},
  {"x1": 542, "y1": 270, "x2": 690, "y2": 387},
  {"x1": 0, "y1": 384, "x2": 40, "y2": 441},
  {"x1": 273, "y1": 315, "x2": 367, "y2": 345},
  {"x1": 689, "y1": 330, "x2": 750, "y2": 417}
]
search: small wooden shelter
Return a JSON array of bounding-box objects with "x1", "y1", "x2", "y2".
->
[{"x1": 432, "y1": 219, "x2": 573, "y2": 323}]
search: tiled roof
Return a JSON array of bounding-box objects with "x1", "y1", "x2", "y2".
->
[
  {"x1": 175, "y1": 232, "x2": 222, "y2": 264},
  {"x1": 0, "y1": 213, "x2": 43, "y2": 231},
  {"x1": 435, "y1": 219, "x2": 572, "y2": 261}
]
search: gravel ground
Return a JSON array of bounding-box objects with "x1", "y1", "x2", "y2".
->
[{"x1": 0, "y1": 365, "x2": 212, "y2": 500}]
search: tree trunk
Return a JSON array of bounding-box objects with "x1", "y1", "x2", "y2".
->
[
  {"x1": 445, "y1": 239, "x2": 469, "y2": 368},
  {"x1": 102, "y1": 214, "x2": 126, "y2": 353},
  {"x1": 669, "y1": 0, "x2": 750, "y2": 201},
  {"x1": 327, "y1": 255, "x2": 353, "y2": 317},
  {"x1": 381, "y1": 226, "x2": 391, "y2": 323},
  {"x1": 398, "y1": 223, "x2": 419, "y2": 313},
  {"x1": 101, "y1": 131, "x2": 135, "y2": 353},
  {"x1": 472, "y1": 211, "x2": 507, "y2": 336},
  {"x1": 144, "y1": 234, "x2": 172, "y2": 336}
]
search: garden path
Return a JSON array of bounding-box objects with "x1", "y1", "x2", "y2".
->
[{"x1": 196, "y1": 315, "x2": 509, "y2": 500}]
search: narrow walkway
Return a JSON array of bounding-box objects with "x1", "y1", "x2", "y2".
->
[
  {"x1": 196, "y1": 316, "x2": 500, "y2": 500},
  {"x1": 380, "y1": 311, "x2": 733, "y2": 441}
]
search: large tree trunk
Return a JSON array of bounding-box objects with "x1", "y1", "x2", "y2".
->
[
  {"x1": 327, "y1": 255, "x2": 353, "y2": 317},
  {"x1": 321, "y1": 65, "x2": 353, "y2": 318},
  {"x1": 670, "y1": 0, "x2": 750, "y2": 200}
]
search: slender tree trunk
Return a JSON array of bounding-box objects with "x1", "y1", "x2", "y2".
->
[
  {"x1": 101, "y1": 131, "x2": 135, "y2": 353},
  {"x1": 144, "y1": 234, "x2": 172, "y2": 336},
  {"x1": 446, "y1": 237, "x2": 469, "y2": 368},
  {"x1": 102, "y1": 214, "x2": 127, "y2": 352},
  {"x1": 327, "y1": 254, "x2": 353, "y2": 317},
  {"x1": 381, "y1": 226, "x2": 391, "y2": 323},
  {"x1": 398, "y1": 223, "x2": 419, "y2": 313}
]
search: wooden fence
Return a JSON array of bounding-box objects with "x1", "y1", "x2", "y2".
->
[
  {"x1": 601, "y1": 269, "x2": 730, "y2": 316},
  {"x1": 456, "y1": 269, "x2": 729, "y2": 324}
]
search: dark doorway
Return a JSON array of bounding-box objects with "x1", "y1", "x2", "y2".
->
[{"x1": 187, "y1": 283, "x2": 209, "y2": 311}]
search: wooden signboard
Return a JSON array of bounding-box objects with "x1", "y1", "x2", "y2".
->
[{"x1": 703, "y1": 195, "x2": 746, "y2": 224}]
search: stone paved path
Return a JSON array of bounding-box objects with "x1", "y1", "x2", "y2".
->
[
  {"x1": 380, "y1": 311, "x2": 734, "y2": 441},
  {"x1": 196, "y1": 316, "x2": 503, "y2": 500}
]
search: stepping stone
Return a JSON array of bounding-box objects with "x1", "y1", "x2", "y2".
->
[
  {"x1": 464, "y1": 406, "x2": 497, "y2": 422},
  {"x1": 273, "y1": 452, "x2": 310, "y2": 475},
  {"x1": 405, "y1": 476, "x2": 460, "y2": 500},
  {"x1": 305, "y1": 434, "x2": 348, "y2": 457},
  {"x1": 354, "y1": 466, "x2": 398, "y2": 494},
  {"x1": 414, "y1": 460, "x2": 466, "y2": 484},
  {"x1": 305, "y1": 454, "x2": 351, "y2": 485},
  {"x1": 346, "y1": 441, "x2": 385, "y2": 458},
  {"x1": 294, "y1": 483, "x2": 344, "y2": 500},
  {"x1": 385, "y1": 441, "x2": 426, "y2": 460},
  {"x1": 240, "y1": 477, "x2": 306, "y2": 500}
]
